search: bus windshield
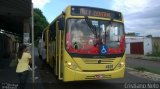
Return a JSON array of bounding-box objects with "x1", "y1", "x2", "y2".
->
[{"x1": 66, "y1": 19, "x2": 125, "y2": 54}]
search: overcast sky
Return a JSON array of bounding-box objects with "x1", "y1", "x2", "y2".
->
[{"x1": 32, "y1": 0, "x2": 160, "y2": 37}]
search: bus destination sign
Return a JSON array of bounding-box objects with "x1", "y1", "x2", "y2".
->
[
  {"x1": 71, "y1": 6, "x2": 122, "y2": 20},
  {"x1": 79, "y1": 8, "x2": 111, "y2": 18}
]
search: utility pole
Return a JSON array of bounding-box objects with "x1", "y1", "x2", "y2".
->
[{"x1": 31, "y1": 1, "x2": 35, "y2": 88}]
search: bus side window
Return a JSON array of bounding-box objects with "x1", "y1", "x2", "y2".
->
[
  {"x1": 49, "y1": 22, "x2": 56, "y2": 41},
  {"x1": 58, "y1": 15, "x2": 64, "y2": 30},
  {"x1": 43, "y1": 30, "x2": 46, "y2": 42},
  {"x1": 47, "y1": 30, "x2": 51, "y2": 41}
]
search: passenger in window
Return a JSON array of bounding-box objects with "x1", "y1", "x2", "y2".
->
[{"x1": 71, "y1": 24, "x2": 84, "y2": 49}]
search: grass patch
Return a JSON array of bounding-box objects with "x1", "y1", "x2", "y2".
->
[
  {"x1": 146, "y1": 52, "x2": 160, "y2": 57},
  {"x1": 134, "y1": 67, "x2": 148, "y2": 72},
  {"x1": 144, "y1": 53, "x2": 160, "y2": 62},
  {"x1": 132, "y1": 66, "x2": 160, "y2": 75},
  {"x1": 140, "y1": 58, "x2": 160, "y2": 62}
]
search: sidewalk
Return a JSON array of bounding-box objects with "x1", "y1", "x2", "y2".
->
[{"x1": 0, "y1": 48, "x2": 44, "y2": 89}]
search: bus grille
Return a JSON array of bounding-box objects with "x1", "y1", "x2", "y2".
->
[{"x1": 83, "y1": 59, "x2": 115, "y2": 64}]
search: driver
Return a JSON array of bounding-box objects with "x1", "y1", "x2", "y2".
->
[{"x1": 71, "y1": 23, "x2": 84, "y2": 49}]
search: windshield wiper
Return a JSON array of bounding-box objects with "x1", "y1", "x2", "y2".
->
[{"x1": 84, "y1": 16, "x2": 98, "y2": 38}]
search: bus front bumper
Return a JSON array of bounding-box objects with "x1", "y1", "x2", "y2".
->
[{"x1": 63, "y1": 66, "x2": 125, "y2": 82}]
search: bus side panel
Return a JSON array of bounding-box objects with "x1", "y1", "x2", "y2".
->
[
  {"x1": 56, "y1": 22, "x2": 59, "y2": 76},
  {"x1": 45, "y1": 30, "x2": 49, "y2": 63},
  {"x1": 48, "y1": 41, "x2": 54, "y2": 68}
]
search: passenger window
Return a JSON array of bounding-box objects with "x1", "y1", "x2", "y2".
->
[
  {"x1": 49, "y1": 22, "x2": 56, "y2": 41},
  {"x1": 43, "y1": 30, "x2": 46, "y2": 41}
]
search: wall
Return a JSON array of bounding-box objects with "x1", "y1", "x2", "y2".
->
[
  {"x1": 125, "y1": 42, "x2": 130, "y2": 54},
  {"x1": 125, "y1": 36, "x2": 152, "y2": 55},
  {"x1": 144, "y1": 38, "x2": 152, "y2": 55},
  {"x1": 0, "y1": 34, "x2": 17, "y2": 58},
  {"x1": 125, "y1": 37, "x2": 144, "y2": 54}
]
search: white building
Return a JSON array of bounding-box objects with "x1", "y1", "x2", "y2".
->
[{"x1": 125, "y1": 36, "x2": 152, "y2": 55}]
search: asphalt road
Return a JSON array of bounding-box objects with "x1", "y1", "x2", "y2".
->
[
  {"x1": 0, "y1": 49, "x2": 159, "y2": 89},
  {"x1": 38, "y1": 64, "x2": 159, "y2": 89},
  {"x1": 35, "y1": 48, "x2": 159, "y2": 89}
]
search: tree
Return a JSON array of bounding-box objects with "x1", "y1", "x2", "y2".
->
[
  {"x1": 125, "y1": 32, "x2": 136, "y2": 36},
  {"x1": 146, "y1": 34, "x2": 152, "y2": 37},
  {"x1": 34, "y1": 8, "x2": 49, "y2": 41}
]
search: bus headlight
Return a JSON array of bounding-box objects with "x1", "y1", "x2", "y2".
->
[
  {"x1": 120, "y1": 62, "x2": 124, "y2": 65},
  {"x1": 66, "y1": 61, "x2": 79, "y2": 70},
  {"x1": 117, "y1": 62, "x2": 125, "y2": 68},
  {"x1": 67, "y1": 62, "x2": 72, "y2": 66}
]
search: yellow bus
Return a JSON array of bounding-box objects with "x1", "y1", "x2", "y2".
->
[{"x1": 43, "y1": 6, "x2": 126, "y2": 82}]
